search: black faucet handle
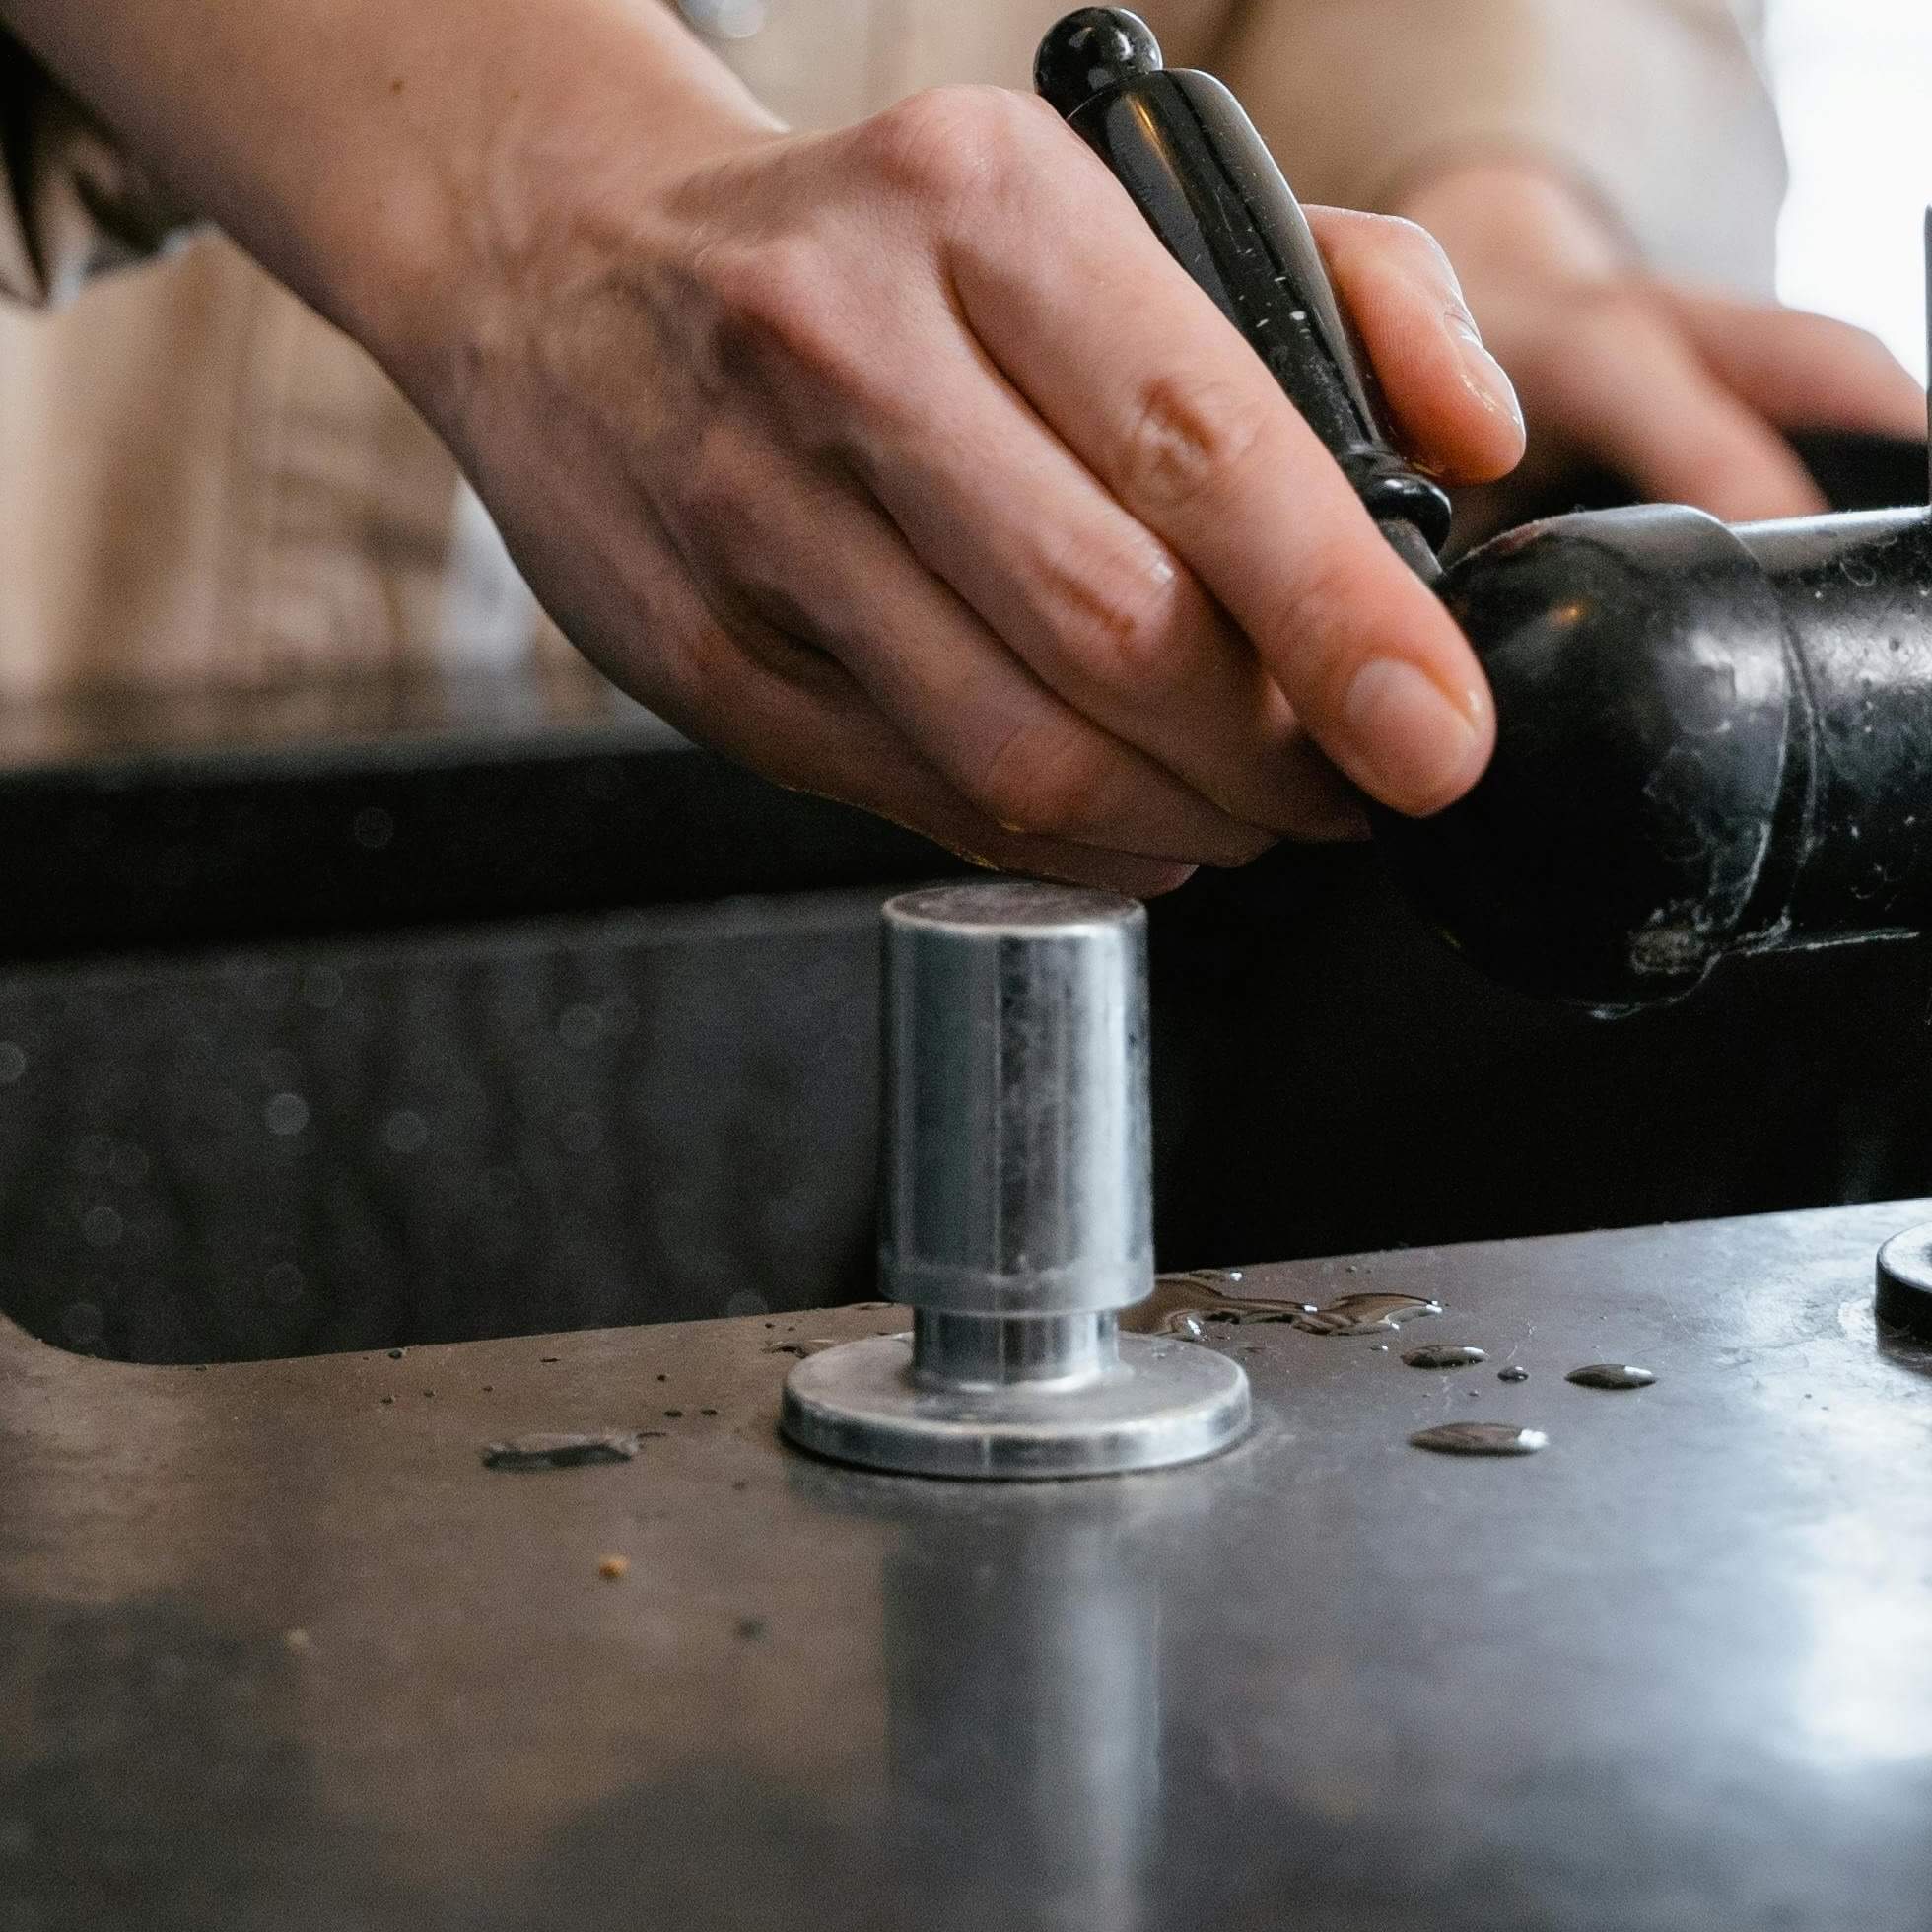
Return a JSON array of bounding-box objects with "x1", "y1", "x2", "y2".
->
[{"x1": 1035, "y1": 8, "x2": 1451, "y2": 572}]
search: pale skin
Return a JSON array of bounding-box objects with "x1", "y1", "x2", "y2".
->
[{"x1": 2, "y1": 4, "x2": 1919, "y2": 895}]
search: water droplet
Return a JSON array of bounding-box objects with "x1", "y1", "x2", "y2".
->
[
  {"x1": 1402, "y1": 1344, "x2": 1486, "y2": 1369},
  {"x1": 1566, "y1": 1363, "x2": 1656, "y2": 1390},
  {"x1": 1560, "y1": 1359, "x2": 1653, "y2": 1391},
  {"x1": 381, "y1": 1109, "x2": 429, "y2": 1154},
  {"x1": 263, "y1": 1091, "x2": 309, "y2": 1137},
  {"x1": 481, "y1": 1431, "x2": 643, "y2": 1471},
  {"x1": 1497, "y1": 1365, "x2": 1530, "y2": 1383},
  {"x1": 766, "y1": 1338, "x2": 839, "y2": 1359},
  {"x1": 1410, "y1": 1422, "x2": 1548, "y2": 1456}
]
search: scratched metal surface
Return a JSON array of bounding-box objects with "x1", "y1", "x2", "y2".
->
[{"x1": 4, "y1": 1201, "x2": 1930, "y2": 1931}]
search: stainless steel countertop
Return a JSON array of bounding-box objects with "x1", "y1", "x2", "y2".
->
[{"x1": 5, "y1": 1201, "x2": 1930, "y2": 1930}]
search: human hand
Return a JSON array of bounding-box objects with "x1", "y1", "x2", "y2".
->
[
  {"x1": 1398, "y1": 163, "x2": 1925, "y2": 530},
  {"x1": 415, "y1": 86, "x2": 1523, "y2": 894}
]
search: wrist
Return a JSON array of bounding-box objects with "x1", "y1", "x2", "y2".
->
[{"x1": 324, "y1": 8, "x2": 782, "y2": 411}]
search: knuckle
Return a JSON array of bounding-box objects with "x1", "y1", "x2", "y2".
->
[
  {"x1": 1253, "y1": 549, "x2": 1368, "y2": 709},
  {"x1": 1117, "y1": 373, "x2": 1261, "y2": 516},
  {"x1": 1384, "y1": 214, "x2": 1460, "y2": 283},
  {"x1": 1039, "y1": 534, "x2": 1189, "y2": 688},
  {"x1": 1314, "y1": 209, "x2": 1456, "y2": 289},
  {"x1": 708, "y1": 242, "x2": 853, "y2": 381},
  {"x1": 1356, "y1": 211, "x2": 1449, "y2": 269},
  {"x1": 855, "y1": 87, "x2": 1026, "y2": 205},
  {"x1": 1844, "y1": 322, "x2": 1902, "y2": 370},
  {"x1": 972, "y1": 718, "x2": 1107, "y2": 838}
]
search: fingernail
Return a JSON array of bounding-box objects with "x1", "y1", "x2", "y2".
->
[
  {"x1": 1447, "y1": 310, "x2": 1524, "y2": 431},
  {"x1": 1343, "y1": 658, "x2": 1486, "y2": 812}
]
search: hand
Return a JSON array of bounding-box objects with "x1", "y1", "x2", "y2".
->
[
  {"x1": 1398, "y1": 163, "x2": 1926, "y2": 529},
  {"x1": 414, "y1": 86, "x2": 1524, "y2": 895}
]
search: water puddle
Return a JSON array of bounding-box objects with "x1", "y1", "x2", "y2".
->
[
  {"x1": 480, "y1": 1430, "x2": 651, "y2": 1470},
  {"x1": 1293, "y1": 1293, "x2": 1446, "y2": 1337},
  {"x1": 1128, "y1": 1271, "x2": 1442, "y2": 1340}
]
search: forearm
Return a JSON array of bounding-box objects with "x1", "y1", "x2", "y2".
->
[{"x1": 0, "y1": 0, "x2": 777, "y2": 362}]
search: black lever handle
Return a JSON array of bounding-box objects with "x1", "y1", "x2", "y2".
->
[{"x1": 1035, "y1": 7, "x2": 1451, "y2": 579}]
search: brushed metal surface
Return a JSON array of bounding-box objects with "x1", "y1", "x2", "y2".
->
[{"x1": 5, "y1": 1201, "x2": 1932, "y2": 1929}]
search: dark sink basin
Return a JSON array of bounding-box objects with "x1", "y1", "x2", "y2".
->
[{"x1": 6, "y1": 480, "x2": 1932, "y2": 1369}]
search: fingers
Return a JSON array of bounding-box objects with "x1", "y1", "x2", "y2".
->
[
  {"x1": 691, "y1": 630, "x2": 1201, "y2": 897},
  {"x1": 947, "y1": 116, "x2": 1492, "y2": 819},
  {"x1": 1655, "y1": 288, "x2": 1927, "y2": 441},
  {"x1": 1526, "y1": 297, "x2": 1830, "y2": 521},
  {"x1": 767, "y1": 666, "x2": 1203, "y2": 896},
  {"x1": 846, "y1": 323, "x2": 1367, "y2": 841},
  {"x1": 1304, "y1": 207, "x2": 1525, "y2": 485},
  {"x1": 668, "y1": 430, "x2": 1285, "y2": 866},
  {"x1": 598, "y1": 529, "x2": 1201, "y2": 896}
]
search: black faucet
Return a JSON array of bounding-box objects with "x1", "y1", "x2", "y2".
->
[{"x1": 1037, "y1": 8, "x2": 1932, "y2": 1009}]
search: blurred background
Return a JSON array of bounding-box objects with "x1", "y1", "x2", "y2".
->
[{"x1": 1772, "y1": 0, "x2": 1932, "y2": 380}]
